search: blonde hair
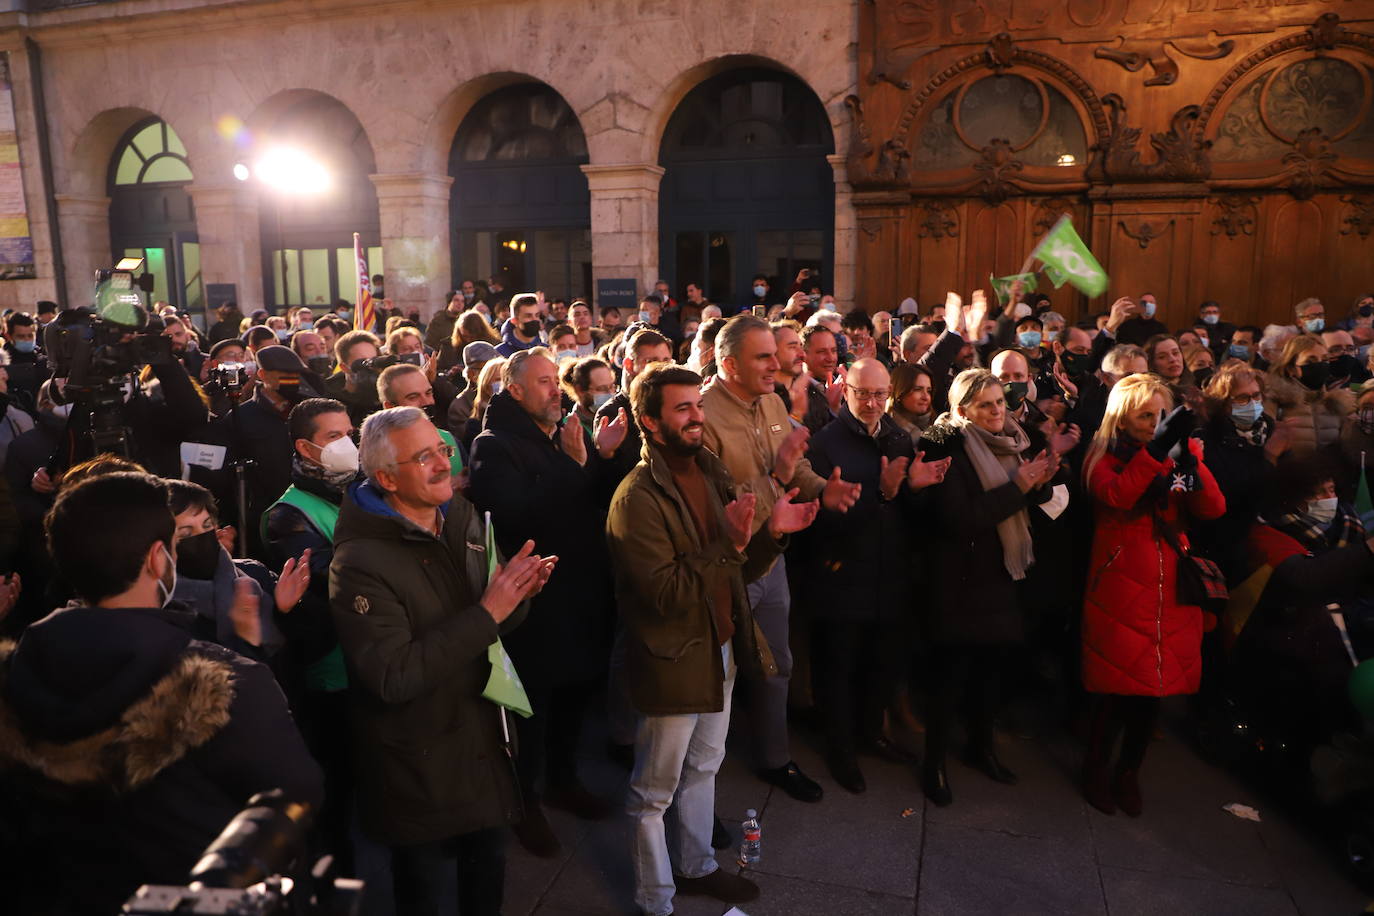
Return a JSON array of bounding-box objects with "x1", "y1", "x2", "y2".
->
[
  {"x1": 1083, "y1": 373, "x2": 1174, "y2": 482},
  {"x1": 453, "y1": 309, "x2": 500, "y2": 348},
  {"x1": 1270, "y1": 333, "x2": 1326, "y2": 379},
  {"x1": 946, "y1": 368, "x2": 1001, "y2": 423}
]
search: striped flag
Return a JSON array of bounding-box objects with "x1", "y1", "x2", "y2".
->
[{"x1": 352, "y1": 232, "x2": 375, "y2": 332}]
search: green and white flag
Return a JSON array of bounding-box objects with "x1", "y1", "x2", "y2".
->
[
  {"x1": 481, "y1": 511, "x2": 533, "y2": 718},
  {"x1": 1030, "y1": 215, "x2": 1109, "y2": 298},
  {"x1": 989, "y1": 272, "x2": 1038, "y2": 305}
]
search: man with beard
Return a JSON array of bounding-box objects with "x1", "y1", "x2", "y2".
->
[
  {"x1": 609, "y1": 363, "x2": 818, "y2": 915},
  {"x1": 773, "y1": 320, "x2": 830, "y2": 435},
  {"x1": 161, "y1": 315, "x2": 206, "y2": 378}
]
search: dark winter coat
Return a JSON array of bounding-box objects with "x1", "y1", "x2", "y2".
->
[
  {"x1": 797, "y1": 405, "x2": 924, "y2": 619},
  {"x1": 917, "y1": 419, "x2": 1050, "y2": 645},
  {"x1": 1082, "y1": 440, "x2": 1226, "y2": 697},
  {"x1": 1194, "y1": 414, "x2": 1276, "y2": 581},
  {"x1": 214, "y1": 388, "x2": 293, "y2": 556},
  {"x1": 1263, "y1": 372, "x2": 1355, "y2": 458},
  {"x1": 0, "y1": 604, "x2": 321, "y2": 915},
  {"x1": 606, "y1": 442, "x2": 781, "y2": 715},
  {"x1": 467, "y1": 390, "x2": 616, "y2": 689},
  {"x1": 329, "y1": 480, "x2": 528, "y2": 847},
  {"x1": 595, "y1": 390, "x2": 641, "y2": 489}
]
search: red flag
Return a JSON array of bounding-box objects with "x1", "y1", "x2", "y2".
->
[{"x1": 353, "y1": 232, "x2": 374, "y2": 332}]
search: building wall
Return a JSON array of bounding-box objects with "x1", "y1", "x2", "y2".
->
[{"x1": 0, "y1": 0, "x2": 859, "y2": 316}]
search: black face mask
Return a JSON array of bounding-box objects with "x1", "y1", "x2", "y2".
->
[
  {"x1": 1003, "y1": 381, "x2": 1029, "y2": 410},
  {"x1": 1299, "y1": 361, "x2": 1331, "y2": 390},
  {"x1": 1360, "y1": 304, "x2": 1373, "y2": 318},
  {"x1": 1061, "y1": 351, "x2": 1093, "y2": 378},
  {"x1": 520, "y1": 320, "x2": 542, "y2": 338},
  {"x1": 176, "y1": 530, "x2": 223, "y2": 581},
  {"x1": 1192, "y1": 367, "x2": 1213, "y2": 390},
  {"x1": 1330, "y1": 355, "x2": 1361, "y2": 381}
]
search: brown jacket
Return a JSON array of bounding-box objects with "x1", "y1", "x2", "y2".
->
[
  {"x1": 606, "y1": 441, "x2": 781, "y2": 716},
  {"x1": 701, "y1": 379, "x2": 826, "y2": 533},
  {"x1": 1264, "y1": 372, "x2": 1355, "y2": 458}
]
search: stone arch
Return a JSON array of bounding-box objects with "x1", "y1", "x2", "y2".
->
[
  {"x1": 639, "y1": 54, "x2": 842, "y2": 166},
  {"x1": 241, "y1": 88, "x2": 378, "y2": 178},
  {"x1": 66, "y1": 107, "x2": 166, "y2": 198}
]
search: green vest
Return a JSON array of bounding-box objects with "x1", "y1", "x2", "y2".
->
[{"x1": 263, "y1": 485, "x2": 347, "y2": 693}]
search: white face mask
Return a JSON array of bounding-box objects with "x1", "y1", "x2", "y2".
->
[
  {"x1": 157, "y1": 544, "x2": 177, "y2": 607},
  {"x1": 316, "y1": 436, "x2": 359, "y2": 473},
  {"x1": 1307, "y1": 496, "x2": 1338, "y2": 528}
]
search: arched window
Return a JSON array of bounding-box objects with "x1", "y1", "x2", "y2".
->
[
  {"x1": 1213, "y1": 56, "x2": 1374, "y2": 163},
  {"x1": 450, "y1": 84, "x2": 591, "y2": 298},
  {"x1": 107, "y1": 117, "x2": 202, "y2": 318},
  {"x1": 659, "y1": 68, "x2": 835, "y2": 308}
]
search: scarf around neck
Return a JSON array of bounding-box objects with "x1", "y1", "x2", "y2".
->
[{"x1": 952, "y1": 415, "x2": 1035, "y2": 581}]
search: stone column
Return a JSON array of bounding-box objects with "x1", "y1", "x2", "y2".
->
[
  {"x1": 370, "y1": 172, "x2": 453, "y2": 320},
  {"x1": 54, "y1": 194, "x2": 109, "y2": 308},
  {"x1": 186, "y1": 183, "x2": 265, "y2": 312},
  {"x1": 828, "y1": 154, "x2": 857, "y2": 313},
  {"x1": 581, "y1": 163, "x2": 665, "y2": 303}
]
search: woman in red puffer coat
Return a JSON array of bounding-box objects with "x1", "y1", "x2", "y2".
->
[{"x1": 1080, "y1": 374, "x2": 1225, "y2": 817}]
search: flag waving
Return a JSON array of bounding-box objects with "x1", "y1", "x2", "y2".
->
[
  {"x1": 1030, "y1": 215, "x2": 1109, "y2": 298},
  {"x1": 352, "y1": 232, "x2": 375, "y2": 332}
]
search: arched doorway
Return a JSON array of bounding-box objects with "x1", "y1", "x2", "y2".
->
[
  {"x1": 659, "y1": 68, "x2": 835, "y2": 310},
  {"x1": 254, "y1": 94, "x2": 381, "y2": 311},
  {"x1": 449, "y1": 83, "x2": 591, "y2": 298},
  {"x1": 108, "y1": 117, "x2": 203, "y2": 316}
]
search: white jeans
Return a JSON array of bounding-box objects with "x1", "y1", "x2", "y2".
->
[{"x1": 626, "y1": 642, "x2": 736, "y2": 916}]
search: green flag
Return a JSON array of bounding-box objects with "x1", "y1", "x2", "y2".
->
[
  {"x1": 1031, "y1": 215, "x2": 1109, "y2": 298},
  {"x1": 481, "y1": 512, "x2": 533, "y2": 718},
  {"x1": 989, "y1": 272, "x2": 1038, "y2": 305}
]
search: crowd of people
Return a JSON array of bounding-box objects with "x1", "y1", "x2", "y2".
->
[{"x1": 0, "y1": 274, "x2": 1373, "y2": 916}]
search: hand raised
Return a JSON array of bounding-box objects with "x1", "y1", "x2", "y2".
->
[
  {"x1": 559, "y1": 416, "x2": 588, "y2": 466},
  {"x1": 482, "y1": 539, "x2": 542, "y2": 623},
  {"x1": 1049, "y1": 422, "x2": 1082, "y2": 457},
  {"x1": 824, "y1": 373, "x2": 845, "y2": 413},
  {"x1": 879, "y1": 455, "x2": 910, "y2": 500},
  {"x1": 964, "y1": 289, "x2": 988, "y2": 339},
  {"x1": 1052, "y1": 359, "x2": 1079, "y2": 400},
  {"x1": 273, "y1": 548, "x2": 312, "y2": 613},
  {"x1": 229, "y1": 577, "x2": 263, "y2": 647},
  {"x1": 773, "y1": 425, "x2": 809, "y2": 485},
  {"x1": 595, "y1": 407, "x2": 629, "y2": 458},
  {"x1": 724, "y1": 493, "x2": 757, "y2": 553},
  {"x1": 1015, "y1": 449, "x2": 1053, "y2": 493},
  {"x1": 907, "y1": 451, "x2": 951, "y2": 489},
  {"x1": 820, "y1": 466, "x2": 862, "y2": 513},
  {"x1": 768, "y1": 487, "x2": 819, "y2": 537}
]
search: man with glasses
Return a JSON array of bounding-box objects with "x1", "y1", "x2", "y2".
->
[
  {"x1": 1296, "y1": 297, "x2": 1326, "y2": 335},
  {"x1": 332, "y1": 405, "x2": 552, "y2": 916},
  {"x1": 1323, "y1": 328, "x2": 1369, "y2": 386},
  {"x1": 468, "y1": 347, "x2": 625, "y2": 857}
]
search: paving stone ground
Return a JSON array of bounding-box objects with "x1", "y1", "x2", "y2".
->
[{"x1": 356, "y1": 696, "x2": 1371, "y2": 916}]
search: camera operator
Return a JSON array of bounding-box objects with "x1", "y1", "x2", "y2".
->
[
  {"x1": 161, "y1": 314, "x2": 206, "y2": 379},
  {"x1": 201, "y1": 338, "x2": 254, "y2": 417},
  {"x1": 0, "y1": 471, "x2": 322, "y2": 915},
  {"x1": 219, "y1": 345, "x2": 323, "y2": 556},
  {"x1": 331, "y1": 407, "x2": 553, "y2": 915},
  {"x1": 325, "y1": 329, "x2": 382, "y2": 427}
]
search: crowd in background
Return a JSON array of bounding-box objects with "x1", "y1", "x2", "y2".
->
[{"x1": 0, "y1": 272, "x2": 1373, "y2": 916}]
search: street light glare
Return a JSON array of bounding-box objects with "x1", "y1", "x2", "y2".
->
[
  {"x1": 232, "y1": 163, "x2": 251, "y2": 182},
  {"x1": 254, "y1": 146, "x2": 331, "y2": 194}
]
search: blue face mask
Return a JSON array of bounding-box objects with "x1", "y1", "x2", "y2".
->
[
  {"x1": 1229, "y1": 343, "x2": 1250, "y2": 360},
  {"x1": 638, "y1": 310, "x2": 652, "y2": 324},
  {"x1": 753, "y1": 285, "x2": 767, "y2": 299},
  {"x1": 1230, "y1": 399, "x2": 1262, "y2": 429},
  {"x1": 1303, "y1": 317, "x2": 1325, "y2": 334},
  {"x1": 1017, "y1": 330, "x2": 1042, "y2": 349},
  {"x1": 12, "y1": 339, "x2": 35, "y2": 353},
  {"x1": 297, "y1": 320, "x2": 314, "y2": 331},
  {"x1": 1142, "y1": 300, "x2": 1157, "y2": 319},
  {"x1": 1201, "y1": 313, "x2": 1219, "y2": 325},
  {"x1": 592, "y1": 391, "x2": 616, "y2": 412},
  {"x1": 1045, "y1": 330, "x2": 1061, "y2": 344}
]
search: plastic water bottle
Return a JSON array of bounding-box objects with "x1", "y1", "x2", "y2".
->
[{"x1": 739, "y1": 809, "x2": 761, "y2": 866}]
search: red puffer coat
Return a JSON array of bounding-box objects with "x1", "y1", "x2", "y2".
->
[{"x1": 1082, "y1": 439, "x2": 1226, "y2": 697}]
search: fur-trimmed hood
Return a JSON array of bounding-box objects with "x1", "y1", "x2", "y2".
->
[
  {"x1": 1265, "y1": 371, "x2": 1356, "y2": 415},
  {"x1": 0, "y1": 606, "x2": 234, "y2": 792}
]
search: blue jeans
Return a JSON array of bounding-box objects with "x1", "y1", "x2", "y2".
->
[
  {"x1": 743, "y1": 555, "x2": 793, "y2": 769},
  {"x1": 627, "y1": 642, "x2": 736, "y2": 916}
]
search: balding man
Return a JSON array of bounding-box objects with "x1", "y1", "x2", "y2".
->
[{"x1": 796, "y1": 358, "x2": 948, "y2": 793}]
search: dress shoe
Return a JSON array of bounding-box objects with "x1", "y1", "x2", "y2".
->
[
  {"x1": 826, "y1": 752, "x2": 867, "y2": 794},
  {"x1": 963, "y1": 746, "x2": 1018, "y2": 785},
  {"x1": 758, "y1": 760, "x2": 824, "y2": 803},
  {"x1": 860, "y1": 736, "x2": 919, "y2": 765},
  {"x1": 676, "y1": 868, "x2": 760, "y2": 904},
  {"x1": 606, "y1": 740, "x2": 635, "y2": 771},
  {"x1": 711, "y1": 815, "x2": 732, "y2": 850},
  {"x1": 1114, "y1": 768, "x2": 1143, "y2": 817},
  {"x1": 544, "y1": 782, "x2": 614, "y2": 821},
  {"x1": 922, "y1": 763, "x2": 952, "y2": 807},
  {"x1": 512, "y1": 803, "x2": 562, "y2": 858},
  {"x1": 1082, "y1": 761, "x2": 1116, "y2": 815}
]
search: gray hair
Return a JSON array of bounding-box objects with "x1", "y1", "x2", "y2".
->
[
  {"x1": 359, "y1": 406, "x2": 427, "y2": 481},
  {"x1": 900, "y1": 324, "x2": 931, "y2": 357},
  {"x1": 502, "y1": 346, "x2": 554, "y2": 389},
  {"x1": 1293, "y1": 297, "x2": 1322, "y2": 317},
  {"x1": 1102, "y1": 344, "x2": 1147, "y2": 376},
  {"x1": 376, "y1": 363, "x2": 424, "y2": 406},
  {"x1": 1259, "y1": 323, "x2": 1298, "y2": 359},
  {"x1": 1041, "y1": 311, "x2": 1066, "y2": 326},
  {"x1": 715, "y1": 315, "x2": 770, "y2": 362}
]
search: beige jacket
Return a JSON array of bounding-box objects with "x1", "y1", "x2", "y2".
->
[{"x1": 701, "y1": 379, "x2": 826, "y2": 533}]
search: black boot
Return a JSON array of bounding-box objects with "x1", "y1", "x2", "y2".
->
[
  {"x1": 963, "y1": 742, "x2": 1018, "y2": 785},
  {"x1": 1082, "y1": 695, "x2": 1120, "y2": 815},
  {"x1": 922, "y1": 759, "x2": 952, "y2": 807}
]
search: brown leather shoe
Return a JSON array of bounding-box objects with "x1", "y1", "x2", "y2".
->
[{"x1": 675, "y1": 868, "x2": 760, "y2": 904}]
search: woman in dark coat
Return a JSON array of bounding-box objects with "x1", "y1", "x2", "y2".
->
[
  {"x1": 1080, "y1": 373, "x2": 1225, "y2": 818},
  {"x1": 917, "y1": 368, "x2": 1059, "y2": 807}
]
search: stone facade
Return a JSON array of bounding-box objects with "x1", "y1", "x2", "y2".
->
[{"x1": 0, "y1": 0, "x2": 859, "y2": 317}]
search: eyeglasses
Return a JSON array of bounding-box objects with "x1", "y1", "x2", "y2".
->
[
  {"x1": 392, "y1": 443, "x2": 456, "y2": 470},
  {"x1": 846, "y1": 385, "x2": 891, "y2": 403},
  {"x1": 1230, "y1": 393, "x2": 1263, "y2": 405},
  {"x1": 1328, "y1": 346, "x2": 1356, "y2": 357}
]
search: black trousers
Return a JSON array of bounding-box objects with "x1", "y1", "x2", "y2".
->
[
  {"x1": 924, "y1": 645, "x2": 1010, "y2": 768},
  {"x1": 390, "y1": 827, "x2": 505, "y2": 916},
  {"x1": 1084, "y1": 693, "x2": 1161, "y2": 772},
  {"x1": 515, "y1": 678, "x2": 599, "y2": 799},
  {"x1": 297, "y1": 688, "x2": 355, "y2": 876},
  {"x1": 813, "y1": 617, "x2": 904, "y2": 756}
]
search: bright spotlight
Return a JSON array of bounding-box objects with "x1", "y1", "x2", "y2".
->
[
  {"x1": 254, "y1": 147, "x2": 331, "y2": 194},
  {"x1": 232, "y1": 162, "x2": 251, "y2": 182}
]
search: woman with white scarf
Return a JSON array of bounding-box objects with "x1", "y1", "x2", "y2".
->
[{"x1": 916, "y1": 369, "x2": 1058, "y2": 807}]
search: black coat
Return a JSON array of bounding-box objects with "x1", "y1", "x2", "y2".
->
[
  {"x1": 595, "y1": 390, "x2": 640, "y2": 490},
  {"x1": 329, "y1": 482, "x2": 527, "y2": 846},
  {"x1": 798, "y1": 405, "x2": 924, "y2": 619},
  {"x1": 1194, "y1": 415, "x2": 1276, "y2": 581},
  {"x1": 0, "y1": 605, "x2": 321, "y2": 915},
  {"x1": 468, "y1": 390, "x2": 616, "y2": 689},
  {"x1": 918, "y1": 420, "x2": 1050, "y2": 645},
  {"x1": 215, "y1": 389, "x2": 293, "y2": 557}
]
